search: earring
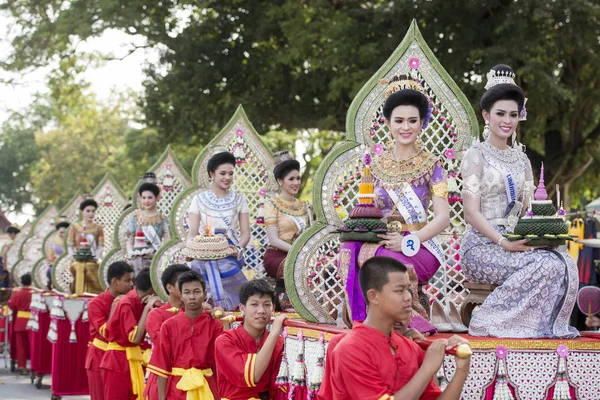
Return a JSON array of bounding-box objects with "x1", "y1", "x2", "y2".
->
[
  {"x1": 414, "y1": 137, "x2": 424, "y2": 152},
  {"x1": 482, "y1": 120, "x2": 490, "y2": 140}
]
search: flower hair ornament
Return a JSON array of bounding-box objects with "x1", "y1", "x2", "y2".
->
[{"x1": 379, "y1": 75, "x2": 433, "y2": 129}]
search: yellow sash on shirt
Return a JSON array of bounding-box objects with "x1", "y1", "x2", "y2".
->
[
  {"x1": 16, "y1": 311, "x2": 31, "y2": 319},
  {"x1": 106, "y1": 342, "x2": 145, "y2": 400},
  {"x1": 92, "y1": 338, "x2": 108, "y2": 351},
  {"x1": 171, "y1": 367, "x2": 214, "y2": 400}
]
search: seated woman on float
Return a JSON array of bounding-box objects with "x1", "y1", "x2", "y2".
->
[
  {"x1": 264, "y1": 151, "x2": 311, "y2": 311},
  {"x1": 126, "y1": 172, "x2": 169, "y2": 274},
  {"x1": 186, "y1": 150, "x2": 249, "y2": 310},
  {"x1": 343, "y1": 76, "x2": 450, "y2": 334},
  {"x1": 460, "y1": 64, "x2": 578, "y2": 338}
]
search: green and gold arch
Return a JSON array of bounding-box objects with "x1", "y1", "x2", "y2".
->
[
  {"x1": 32, "y1": 192, "x2": 85, "y2": 288},
  {"x1": 286, "y1": 20, "x2": 478, "y2": 323},
  {"x1": 12, "y1": 205, "x2": 59, "y2": 286},
  {"x1": 5, "y1": 221, "x2": 31, "y2": 277},
  {"x1": 99, "y1": 145, "x2": 192, "y2": 289},
  {"x1": 52, "y1": 174, "x2": 127, "y2": 292},
  {"x1": 151, "y1": 105, "x2": 276, "y2": 300}
]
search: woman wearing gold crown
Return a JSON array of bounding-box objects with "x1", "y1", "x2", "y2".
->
[
  {"x1": 264, "y1": 151, "x2": 311, "y2": 310},
  {"x1": 45, "y1": 216, "x2": 70, "y2": 288},
  {"x1": 68, "y1": 198, "x2": 104, "y2": 294},
  {"x1": 126, "y1": 172, "x2": 169, "y2": 274},
  {"x1": 186, "y1": 150, "x2": 249, "y2": 310},
  {"x1": 460, "y1": 65, "x2": 578, "y2": 338},
  {"x1": 343, "y1": 76, "x2": 451, "y2": 335}
]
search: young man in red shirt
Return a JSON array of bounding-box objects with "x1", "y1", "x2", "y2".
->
[
  {"x1": 150, "y1": 270, "x2": 223, "y2": 400},
  {"x1": 143, "y1": 263, "x2": 189, "y2": 400},
  {"x1": 318, "y1": 256, "x2": 471, "y2": 400},
  {"x1": 215, "y1": 279, "x2": 287, "y2": 400},
  {"x1": 100, "y1": 267, "x2": 160, "y2": 400},
  {"x1": 8, "y1": 273, "x2": 34, "y2": 374},
  {"x1": 85, "y1": 261, "x2": 134, "y2": 400}
]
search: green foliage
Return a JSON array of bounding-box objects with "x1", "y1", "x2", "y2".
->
[{"x1": 1, "y1": 0, "x2": 600, "y2": 208}]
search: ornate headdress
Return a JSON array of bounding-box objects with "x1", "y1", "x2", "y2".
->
[
  {"x1": 379, "y1": 75, "x2": 432, "y2": 129},
  {"x1": 484, "y1": 68, "x2": 516, "y2": 90},
  {"x1": 140, "y1": 172, "x2": 158, "y2": 185},
  {"x1": 55, "y1": 215, "x2": 70, "y2": 229},
  {"x1": 379, "y1": 75, "x2": 425, "y2": 99},
  {"x1": 273, "y1": 150, "x2": 300, "y2": 180},
  {"x1": 208, "y1": 144, "x2": 230, "y2": 159},
  {"x1": 484, "y1": 66, "x2": 527, "y2": 121}
]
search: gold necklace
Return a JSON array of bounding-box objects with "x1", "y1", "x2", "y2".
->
[
  {"x1": 371, "y1": 148, "x2": 440, "y2": 189},
  {"x1": 271, "y1": 196, "x2": 307, "y2": 216}
]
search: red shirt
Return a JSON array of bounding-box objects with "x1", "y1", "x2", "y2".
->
[
  {"x1": 145, "y1": 303, "x2": 179, "y2": 346},
  {"x1": 100, "y1": 289, "x2": 147, "y2": 373},
  {"x1": 318, "y1": 322, "x2": 442, "y2": 400},
  {"x1": 148, "y1": 311, "x2": 222, "y2": 400},
  {"x1": 215, "y1": 324, "x2": 284, "y2": 400},
  {"x1": 8, "y1": 287, "x2": 33, "y2": 331},
  {"x1": 85, "y1": 289, "x2": 115, "y2": 370}
]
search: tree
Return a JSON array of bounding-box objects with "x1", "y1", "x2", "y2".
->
[{"x1": 2, "y1": 0, "x2": 600, "y2": 207}]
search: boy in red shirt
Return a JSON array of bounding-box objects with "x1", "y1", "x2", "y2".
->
[
  {"x1": 150, "y1": 270, "x2": 223, "y2": 400},
  {"x1": 318, "y1": 256, "x2": 471, "y2": 400},
  {"x1": 85, "y1": 261, "x2": 134, "y2": 400},
  {"x1": 100, "y1": 267, "x2": 160, "y2": 400},
  {"x1": 215, "y1": 279, "x2": 287, "y2": 400},
  {"x1": 143, "y1": 263, "x2": 190, "y2": 400},
  {"x1": 8, "y1": 273, "x2": 34, "y2": 374}
]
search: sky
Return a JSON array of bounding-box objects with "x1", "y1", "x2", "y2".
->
[{"x1": 0, "y1": 13, "x2": 160, "y2": 224}]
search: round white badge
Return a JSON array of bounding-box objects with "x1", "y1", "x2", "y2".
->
[{"x1": 401, "y1": 234, "x2": 421, "y2": 257}]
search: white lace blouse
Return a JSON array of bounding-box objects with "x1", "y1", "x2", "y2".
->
[{"x1": 461, "y1": 142, "x2": 535, "y2": 228}]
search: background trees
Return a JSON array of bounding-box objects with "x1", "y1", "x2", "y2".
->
[{"x1": 1, "y1": 0, "x2": 599, "y2": 213}]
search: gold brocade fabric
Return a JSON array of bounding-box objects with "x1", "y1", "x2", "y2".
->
[
  {"x1": 67, "y1": 222, "x2": 105, "y2": 249},
  {"x1": 371, "y1": 149, "x2": 441, "y2": 189},
  {"x1": 264, "y1": 197, "x2": 309, "y2": 244},
  {"x1": 70, "y1": 260, "x2": 103, "y2": 295}
]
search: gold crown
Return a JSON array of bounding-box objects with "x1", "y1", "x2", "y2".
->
[
  {"x1": 273, "y1": 150, "x2": 294, "y2": 166},
  {"x1": 484, "y1": 68, "x2": 516, "y2": 90},
  {"x1": 55, "y1": 215, "x2": 69, "y2": 225},
  {"x1": 379, "y1": 76, "x2": 425, "y2": 99}
]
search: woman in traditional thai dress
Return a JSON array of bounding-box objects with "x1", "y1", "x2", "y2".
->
[
  {"x1": 126, "y1": 173, "x2": 169, "y2": 274},
  {"x1": 68, "y1": 199, "x2": 104, "y2": 294},
  {"x1": 264, "y1": 151, "x2": 311, "y2": 310},
  {"x1": 342, "y1": 76, "x2": 450, "y2": 334},
  {"x1": 187, "y1": 151, "x2": 249, "y2": 310},
  {"x1": 460, "y1": 65, "x2": 578, "y2": 338},
  {"x1": 46, "y1": 216, "x2": 70, "y2": 289}
]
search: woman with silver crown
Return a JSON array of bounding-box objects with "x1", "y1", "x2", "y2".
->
[
  {"x1": 343, "y1": 75, "x2": 452, "y2": 335},
  {"x1": 264, "y1": 151, "x2": 311, "y2": 311},
  {"x1": 126, "y1": 172, "x2": 170, "y2": 274},
  {"x1": 186, "y1": 149, "x2": 249, "y2": 310},
  {"x1": 460, "y1": 64, "x2": 578, "y2": 338}
]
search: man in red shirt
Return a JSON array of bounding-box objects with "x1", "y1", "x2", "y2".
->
[
  {"x1": 100, "y1": 267, "x2": 160, "y2": 400},
  {"x1": 85, "y1": 261, "x2": 134, "y2": 400},
  {"x1": 143, "y1": 263, "x2": 190, "y2": 400},
  {"x1": 215, "y1": 279, "x2": 287, "y2": 400},
  {"x1": 8, "y1": 273, "x2": 34, "y2": 374},
  {"x1": 318, "y1": 256, "x2": 471, "y2": 400},
  {"x1": 150, "y1": 271, "x2": 223, "y2": 400}
]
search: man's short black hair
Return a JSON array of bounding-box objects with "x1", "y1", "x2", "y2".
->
[
  {"x1": 107, "y1": 261, "x2": 134, "y2": 285},
  {"x1": 161, "y1": 264, "x2": 190, "y2": 292},
  {"x1": 177, "y1": 270, "x2": 206, "y2": 292},
  {"x1": 21, "y1": 274, "x2": 32, "y2": 286},
  {"x1": 239, "y1": 279, "x2": 275, "y2": 305},
  {"x1": 359, "y1": 256, "x2": 408, "y2": 304},
  {"x1": 135, "y1": 267, "x2": 153, "y2": 292},
  {"x1": 6, "y1": 226, "x2": 20, "y2": 234}
]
